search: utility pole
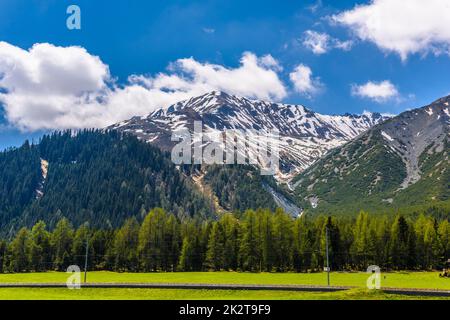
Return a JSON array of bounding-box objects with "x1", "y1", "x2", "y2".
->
[
  {"x1": 325, "y1": 225, "x2": 330, "y2": 287},
  {"x1": 84, "y1": 234, "x2": 89, "y2": 284}
]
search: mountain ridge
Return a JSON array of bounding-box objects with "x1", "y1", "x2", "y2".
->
[
  {"x1": 110, "y1": 91, "x2": 389, "y2": 181},
  {"x1": 292, "y1": 95, "x2": 450, "y2": 214}
]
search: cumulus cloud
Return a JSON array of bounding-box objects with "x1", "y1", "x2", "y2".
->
[
  {"x1": 351, "y1": 80, "x2": 399, "y2": 102},
  {"x1": 302, "y1": 30, "x2": 353, "y2": 55},
  {"x1": 0, "y1": 42, "x2": 287, "y2": 131},
  {"x1": 333, "y1": 0, "x2": 450, "y2": 60},
  {"x1": 302, "y1": 31, "x2": 329, "y2": 55},
  {"x1": 258, "y1": 54, "x2": 283, "y2": 71},
  {"x1": 289, "y1": 64, "x2": 323, "y2": 97}
]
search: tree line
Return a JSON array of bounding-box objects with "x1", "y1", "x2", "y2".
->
[{"x1": 0, "y1": 208, "x2": 448, "y2": 273}]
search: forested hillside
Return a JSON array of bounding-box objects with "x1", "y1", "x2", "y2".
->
[
  {"x1": 0, "y1": 141, "x2": 41, "y2": 229},
  {"x1": 293, "y1": 97, "x2": 450, "y2": 215},
  {"x1": 0, "y1": 130, "x2": 212, "y2": 235},
  {"x1": 204, "y1": 165, "x2": 280, "y2": 212}
]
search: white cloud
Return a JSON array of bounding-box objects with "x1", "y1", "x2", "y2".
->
[
  {"x1": 159, "y1": 52, "x2": 287, "y2": 99},
  {"x1": 307, "y1": 0, "x2": 323, "y2": 14},
  {"x1": 333, "y1": 0, "x2": 450, "y2": 60},
  {"x1": 203, "y1": 28, "x2": 215, "y2": 34},
  {"x1": 334, "y1": 40, "x2": 353, "y2": 51},
  {"x1": 303, "y1": 31, "x2": 329, "y2": 55},
  {"x1": 0, "y1": 42, "x2": 287, "y2": 131},
  {"x1": 289, "y1": 64, "x2": 323, "y2": 97},
  {"x1": 258, "y1": 54, "x2": 283, "y2": 71},
  {"x1": 302, "y1": 30, "x2": 353, "y2": 55},
  {"x1": 351, "y1": 80, "x2": 399, "y2": 102}
]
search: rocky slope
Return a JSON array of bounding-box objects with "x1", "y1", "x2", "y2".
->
[
  {"x1": 109, "y1": 91, "x2": 387, "y2": 182},
  {"x1": 292, "y1": 96, "x2": 450, "y2": 214}
]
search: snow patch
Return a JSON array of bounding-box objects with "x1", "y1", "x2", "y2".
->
[
  {"x1": 41, "y1": 159, "x2": 49, "y2": 180},
  {"x1": 309, "y1": 196, "x2": 319, "y2": 209},
  {"x1": 381, "y1": 131, "x2": 394, "y2": 142},
  {"x1": 444, "y1": 108, "x2": 450, "y2": 117},
  {"x1": 263, "y1": 184, "x2": 303, "y2": 218},
  {"x1": 36, "y1": 159, "x2": 49, "y2": 199}
]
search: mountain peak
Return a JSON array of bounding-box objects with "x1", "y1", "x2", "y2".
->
[
  {"x1": 293, "y1": 95, "x2": 449, "y2": 213},
  {"x1": 110, "y1": 91, "x2": 388, "y2": 181},
  {"x1": 431, "y1": 94, "x2": 450, "y2": 106}
]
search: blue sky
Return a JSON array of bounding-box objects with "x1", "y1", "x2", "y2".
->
[{"x1": 1, "y1": 0, "x2": 450, "y2": 150}]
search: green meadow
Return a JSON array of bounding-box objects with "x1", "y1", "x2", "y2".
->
[
  {"x1": 0, "y1": 271, "x2": 448, "y2": 290},
  {"x1": 0, "y1": 271, "x2": 448, "y2": 300},
  {"x1": 0, "y1": 287, "x2": 446, "y2": 300}
]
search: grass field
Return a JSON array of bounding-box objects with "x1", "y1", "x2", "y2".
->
[
  {"x1": 0, "y1": 271, "x2": 449, "y2": 289},
  {"x1": 0, "y1": 271, "x2": 448, "y2": 300},
  {"x1": 0, "y1": 288, "x2": 446, "y2": 300}
]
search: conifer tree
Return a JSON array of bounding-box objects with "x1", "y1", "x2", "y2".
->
[
  {"x1": 113, "y1": 218, "x2": 139, "y2": 271},
  {"x1": 51, "y1": 218, "x2": 74, "y2": 271},
  {"x1": 389, "y1": 215, "x2": 411, "y2": 270},
  {"x1": 220, "y1": 214, "x2": 240, "y2": 271},
  {"x1": 9, "y1": 227, "x2": 31, "y2": 272},
  {"x1": 164, "y1": 214, "x2": 181, "y2": 271},
  {"x1": 205, "y1": 222, "x2": 226, "y2": 271},
  {"x1": 272, "y1": 208, "x2": 293, "y2": 271},
  {"x1": 259, "y1": 209, "x2": 275, "y2": 272},
  {"x1": 139, "y1": 208, "x2": 168, "y2": 271},
  {"x1": 30, "y1": 221, "x2": 51, "y2": 272},
  {"x1": 239, "y1": 210, "x2": 261, "y2": 271},
  {"x1": 178, "y1": 236, "x2": 194, "y2": 271},
  {"x1": 72, "y1": 223, "x2": 90, "y2": 269},
  {"x1": 438, "y1": 220, "x2": 450, "y2": 263},
  {"x1": 293, "y1": 217, "x2": 313, "y2": 272},
  {"x1": 351, "y1": 211, "x2": 370, "y2": 268}
]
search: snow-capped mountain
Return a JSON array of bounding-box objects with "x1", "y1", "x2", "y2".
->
[
  {"x1": 292, "y1": 95, "x2": 450, "y2": 213},
  {"x1": 109, "y1": 91, "x2": 389, "y2": 181}
]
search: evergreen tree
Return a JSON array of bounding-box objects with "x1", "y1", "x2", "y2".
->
[
  {"x1": 321, "y1": 217, "x2": 342, "y2": 271},
  {"x1": 374, "y1": 216, "x2": 390, "y2": 268},
  {"x1": 9, "y1": 227, "x2": 31, "y2": 272},
  {"x1": 72, "y1": 223, "x2": 90, "y2": 269},
  {"x1": 293, "y1": 217, "x2": 313, "y2": 272},
  {"x1": 29, "y1": 221, "x2": 51, "y2": 272},
  {"x1": 423, "y1": 219, "x2": 441, "y2": 269},
  {"x1": 351, "y1": 211, "x2": 370, "y2": 268},
  {"x1": 205, "y1": 222, "x2": 226, "y2": 271},
  {"x1": 138, "y1": 208, "x2": 169, "y2": 271},
  {"x1": 259, "y1": 209, "x2": 275, "y2": 272},
  {"x1": 113, "y1": 218, "x2": 139, "y2": 271},
  {"x1": 90, "y1": 229, "x2": 112, "y2": 270},
  {"x1": 239, "y1": 210, "x2": 261, "y2": 272},
  {"x1": 51, "y1": 218, "x2": 74, "y2": 271},
  {"x1": 178, "y1": 236, "x2": 194, "y2": 271},
  {"x1": 0, "y1": 240, "x2": 7, "y2": 273},
  {"x1": 272, "y1": 208, "x2": 293, "y2": 271},
  {"x1": 220, "y1": 214, "x2": 240, "y2": 271},
  {"x1": 438, "y1": 220, "x2": 450, "y2": 263},
  {"x1": 164, "y1": 214, "x2": 181, "y2": 272},
  {"x1": 389, "y1": 216, "x2": 411, "y2": 270}
]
